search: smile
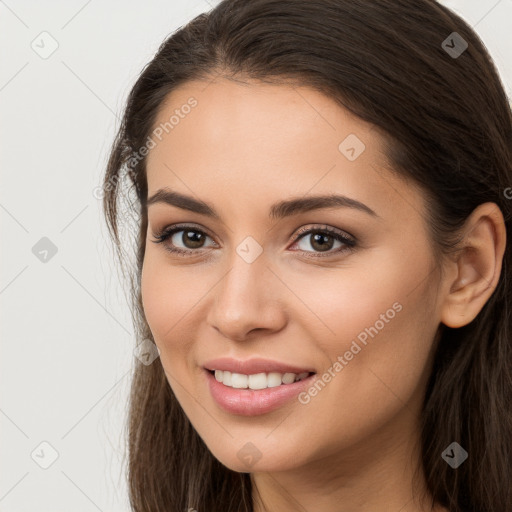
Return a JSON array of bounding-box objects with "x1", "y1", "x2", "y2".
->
[
  {"x1": 204, "y1": 369, "x2": 317, "y2": 416},
  {"x1": 210, "y1": 369, "x2": 313, "y2": 390}
]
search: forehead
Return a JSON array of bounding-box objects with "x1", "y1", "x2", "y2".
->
[
  {"x1": 145, "y1": 78, "x2": 426, "y2": 225},
  {"x1": 147, "y1": 77, "x2": 379, "y2": 168}
]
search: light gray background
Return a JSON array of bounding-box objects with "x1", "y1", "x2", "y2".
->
[{"x1": 1, "y1": 1, "x2": 511, "y2": 510}]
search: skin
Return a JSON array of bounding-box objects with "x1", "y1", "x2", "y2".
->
[{"x1": 140, "y1": 77, "x2": 506, "y2": 512}]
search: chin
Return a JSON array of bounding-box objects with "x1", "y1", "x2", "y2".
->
[{"x1": 205, "y1": 438, "x2": 307, "y2": 473}]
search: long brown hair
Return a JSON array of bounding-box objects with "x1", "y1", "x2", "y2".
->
[{"x1": 102, "y1": 1, "x2": 512, "y2": 510}]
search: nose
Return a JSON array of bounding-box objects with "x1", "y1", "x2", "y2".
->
[{"x1": 206, "y1": 251, "x2": 287, "y2": 342}]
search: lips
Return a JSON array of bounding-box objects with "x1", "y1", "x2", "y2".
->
[
  {"x1": 204, "y1": 366, "x2": 316, "y2": 415},
  {"x1": 202, "y1": 357, "x2": 316, "y2": 375}
]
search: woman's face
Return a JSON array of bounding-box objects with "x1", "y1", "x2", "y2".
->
[{"x1": 141, "y1": 77, "x2": 445, "y2": 473}]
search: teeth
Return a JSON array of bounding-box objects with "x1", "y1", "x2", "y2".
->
[
  {"x1": 249, "y1": 373, "x2": 267, "y2": 390},
  {"x1": 281, "y1": 372, "x2": 296, "y2": 385},
  {"x1": 267, "y1": 372, "x2": 282, "y2": 388},
  {"x1": 231, "y1": 373, "x2": 248, "y2": 388},
  {"x1": 212, "y1": 370, "x2": 311, "y2": 389}
]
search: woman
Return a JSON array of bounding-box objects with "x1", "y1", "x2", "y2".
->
[{"x1": 102, "y1": 1, "x2": 512, "y2": 510}]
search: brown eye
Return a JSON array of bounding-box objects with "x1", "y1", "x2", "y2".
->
[
  {"x1": 307, "y1": 232, "x2": 336, "y2": 252},
  {"x1": 179, "y1": 230, "x2": 207, "y2": 249},
  {"x1": 291, "y1": 226, "x2": 356, "y2": 256},
  {"x1": 151, "y1": 225, "x2": 216, "y2": 255}
]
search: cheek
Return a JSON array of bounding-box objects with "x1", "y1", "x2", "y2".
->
[
  {"x1": 140, "y1": 253, "x2": 202, "y2": 405},
  {"x1": 140, "y1": 251, "x2": 198, "y2": 356},
  {"x1": 140, "y1": 254, "x2": 168, "y2": 338},
  {"x1": 292, "y1": 243, "x2": 436, "y2": 358},
  {"x1": 292, "y1": 250, "x2": 437, "y2": 419}
]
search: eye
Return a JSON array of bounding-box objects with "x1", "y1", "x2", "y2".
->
[
  {"x1": 151, "y1": 224, "x2": 216, "y2": 255},
  {"x1": 289, "y1": 225, "x2": 356, "y2": 257},
  {"x1": 151, "y1": 223, "x2": 357, "y2": 258}
]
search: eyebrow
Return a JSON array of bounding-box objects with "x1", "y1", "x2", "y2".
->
[{"x1": 146, "y1": 188, "x2": 378, "y2": 220}]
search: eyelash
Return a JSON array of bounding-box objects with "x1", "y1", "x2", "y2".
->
[{"x1": 151, "y1": 223, "x2": 357, "y2": 258}]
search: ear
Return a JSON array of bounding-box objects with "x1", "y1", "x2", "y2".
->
[{"x1": 440, "y1": 202, "x2": 507, "y2": 328}]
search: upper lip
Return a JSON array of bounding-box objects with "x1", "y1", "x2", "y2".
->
[{"x1": 203, "y1": 357, "x2": 315, "y2": 375}]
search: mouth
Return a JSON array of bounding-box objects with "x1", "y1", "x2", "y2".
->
[
  {"x1": 206, "y1": 369, "x2": 315, "y2": 390},
  {"x1": 204, "y1": 367, "x2": 317, "y2": 416}
]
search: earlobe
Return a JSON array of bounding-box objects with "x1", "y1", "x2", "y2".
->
[{"x1": 440, "y1": 202, "x2": 507, "y2": 329}]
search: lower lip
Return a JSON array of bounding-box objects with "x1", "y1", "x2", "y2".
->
[{"x1": 204, "y1": 369, "x2": 316, "y2": 416}]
